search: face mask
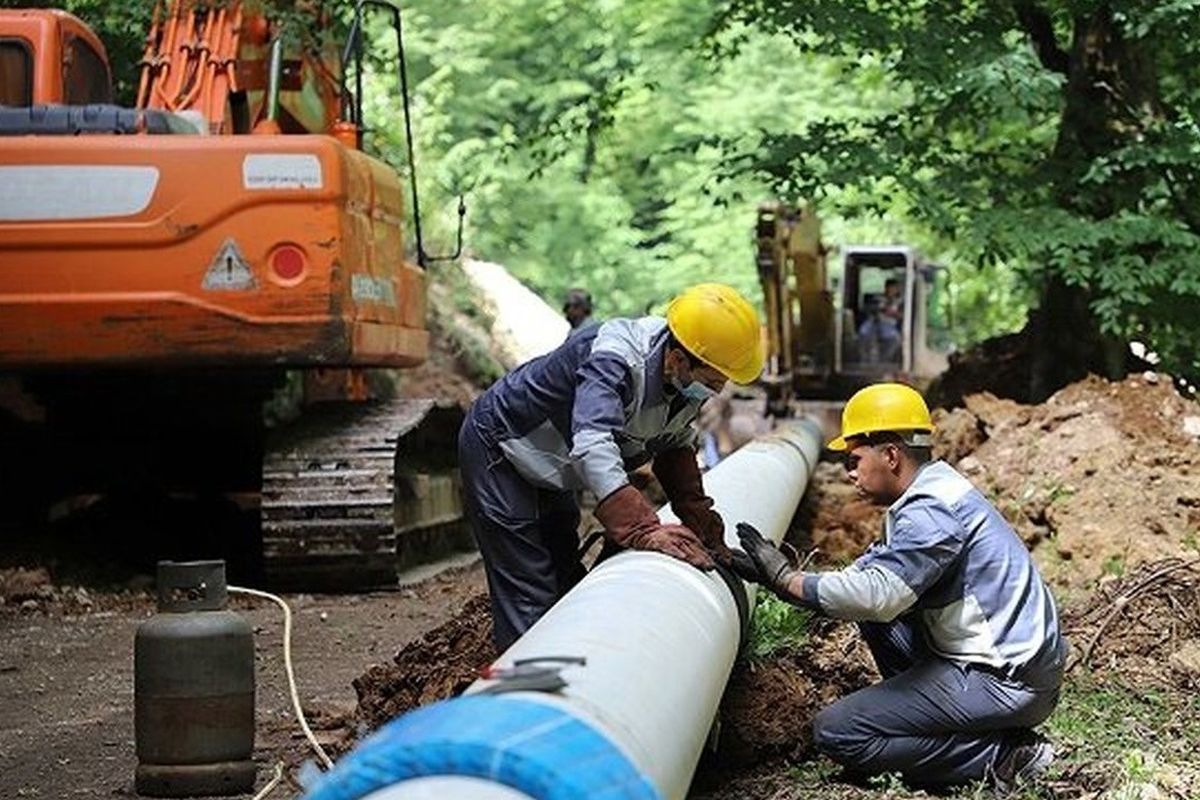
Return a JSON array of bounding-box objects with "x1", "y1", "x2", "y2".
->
[{"x1": 675, "y1": 378, "x2": 716, "y2": 403}]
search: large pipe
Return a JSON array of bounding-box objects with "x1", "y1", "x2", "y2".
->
[{"x1": 307, "y1": 419, "x2": 824, "y2": 800}]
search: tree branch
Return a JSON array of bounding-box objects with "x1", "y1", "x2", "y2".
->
[{"x1": 1012, "y1": 2, "x2": 1070, "y2": 74}]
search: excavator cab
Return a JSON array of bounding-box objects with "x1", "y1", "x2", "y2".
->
[
  {"x1": 0, "y1": 9, "x2": 113, "y2": 107},
  {"x1": 835, "y1": 246, "x2": 949, "y2": 383}
]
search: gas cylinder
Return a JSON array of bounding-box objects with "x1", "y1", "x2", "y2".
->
[{"x1": 135, "y1": 560, "x2": 256, "y2": 796}]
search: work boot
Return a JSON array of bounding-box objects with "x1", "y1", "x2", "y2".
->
[{"x1": 990, "y1": 730, "x2": 1054, "y2": 794}]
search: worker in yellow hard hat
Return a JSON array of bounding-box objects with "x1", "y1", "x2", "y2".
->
[
  {"x1": 459, "y1": 282, "x2": 764, "y2": 649},
  {"x1": 732, "y1": 382, "x2": 1066, "y2": 792}
]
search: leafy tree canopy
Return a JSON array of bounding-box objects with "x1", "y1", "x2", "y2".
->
[
  {"x1": 717, "y1": 0, "x2": 1200, "y2": 387},
  {"x1": 384, "y1": 0, "x2": 1199, "y2": 388}
]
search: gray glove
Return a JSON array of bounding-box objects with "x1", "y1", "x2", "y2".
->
[{"x1": 730, "y1": 522, "x2": 798, "y2": 598}]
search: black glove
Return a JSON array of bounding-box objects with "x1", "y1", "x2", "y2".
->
[{"x1": 732, "y1": 522, "x2": 798, "y2": 598}]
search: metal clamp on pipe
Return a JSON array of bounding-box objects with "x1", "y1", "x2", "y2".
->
[{"x1": 476, "y1": 656, "x2": 587, "y2": 695}]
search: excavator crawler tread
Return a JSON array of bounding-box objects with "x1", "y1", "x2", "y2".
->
[{"x1": 261, "y1": 398, "x2": 468, "y2": 591}]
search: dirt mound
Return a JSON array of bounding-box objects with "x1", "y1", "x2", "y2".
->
[
  {"x1": 353, "y1": 592, "x2": 495, "y2": 731},
  {"x1": 952, "y1": 374, "x2": 1200, "y2": 590},
  {"x1": 926, "y1": 328, "x2": 1034, "y2": 408},
  {"x1": 924, "y1": 316, "x2": 1153, "y2": 410},
  {"x1": 711, "y1": 619, "x2": 877, "y2": 768},
  {"x1": 794, "y1": 463, "x2": 880, "y2": 566},
  {"x1": 1064, "y1": 558, "x2": 1200, "y2": 687},
  {"x1": 798, "y1": 372, "x2": 1200, "y2": 592}
]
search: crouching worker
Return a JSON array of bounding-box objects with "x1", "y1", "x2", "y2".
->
[
  {"x1": 460, "y1": 282, "x2": 764, "y2": 650},
  {"x1": 732, "y1": 383, "x2": 1066, "y2": 792}
]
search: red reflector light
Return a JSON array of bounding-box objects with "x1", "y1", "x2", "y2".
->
[{"x1": 269, "y1": 245, "x2": 306, "y2": 283}]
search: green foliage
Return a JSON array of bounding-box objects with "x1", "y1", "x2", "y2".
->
[
  {"x1": 371, "y1": 0, "x2": 1033, "y2": 349},
  {"x1": 1101, "y1": 553, "x2": 1126, "y2": 578},
  {"x1": 720, "y1": 0, "x2": 1200, "y2": 383},
  {"x1": 750, "y1": 673, "x2": 1200, "y2": 799},
  {"x1": 1047, "y1": 676, "x2": 1200, "y2": 797},
  {"x1": 746, "y1": 592, "x2": 812, "y2": 660}
]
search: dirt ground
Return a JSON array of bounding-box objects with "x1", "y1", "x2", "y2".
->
[
  {"x1": 0, "y1": 563, "x2": 488, "y2": 800},
  {"x1": 8, "y1": 369, "x2": 1198, "y2": 800}
]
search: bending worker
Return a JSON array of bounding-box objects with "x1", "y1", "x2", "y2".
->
[
  {"x1": 460, "y1": 282, "x2": 764, "y2": 649},
  {"x1": 733, "y1": 383, "x2": 1066, "y2": 791}
]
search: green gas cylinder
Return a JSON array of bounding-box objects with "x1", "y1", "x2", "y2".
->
[{"x1": 135, "y1": 560, "x2": 255, "y2": 796}]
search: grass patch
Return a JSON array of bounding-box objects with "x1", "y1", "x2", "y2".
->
[
  {"x1": 1043, "y1": 674, "x2": 1200, "y2": 797},
  {"x1": 746, "y1": 592, "x2": 813, "y2": 661},
  {"x1": 714, "y1": 664, "x2": 1200, "y2": 798}
]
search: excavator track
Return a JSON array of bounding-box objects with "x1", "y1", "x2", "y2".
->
[{"x1": 261, "y1": 398, "x2": 467, "y2": 591}]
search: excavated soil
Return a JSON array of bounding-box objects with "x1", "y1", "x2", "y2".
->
[
  {"x1": 15, "y1": 264, "x2": 1192, "y2": 800},
  {"x1": 353, "y1": 592, "x2": 496, "y2": 731},
  {"x1": 339, "y1": 372, "x2": 1200, "y2": 791},
  {"x1": 951, "y1": 374, "x2": 1200, "y2": 593},
  {"x1": 794, "y1": 373, "x2": 1200, "y2": 594},
  {"x1": 709, "y1": 619, "x2": 877, "y2": 767},
  {"x1": 0, "y1": 566, "x2": 154, "y2": 616}
]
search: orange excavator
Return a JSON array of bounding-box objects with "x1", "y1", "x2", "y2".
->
[{"x1": 0, "y1": 2, "x2": 467, "y2": 588}]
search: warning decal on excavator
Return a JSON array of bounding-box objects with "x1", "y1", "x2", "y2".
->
[
  {"x1": 242, "y1": 154, "x2": 323, "y2": 190},
  {"x1": 203, "y1": 239, "x2": 258, "y2": 291}
]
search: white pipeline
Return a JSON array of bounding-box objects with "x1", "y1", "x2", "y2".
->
[{"x1": 307, "y1": 419, "x2": 824, "y2": 800}]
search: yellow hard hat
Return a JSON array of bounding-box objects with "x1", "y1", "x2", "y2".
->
[
  {"x1": 827, "y1": 382, "x2": 934, "y2": 451},
  {"x1": 665, "y1": 283, "x2": 764, "y2": 385}
]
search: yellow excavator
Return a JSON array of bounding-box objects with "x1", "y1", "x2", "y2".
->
[{"x1": 755, "y1": 202, "x2": 951, "y2": 413}]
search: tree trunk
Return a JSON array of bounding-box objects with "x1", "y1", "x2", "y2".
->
[{"x1": 1029, "y1": 6, "x2": 1160, "y2": 399}]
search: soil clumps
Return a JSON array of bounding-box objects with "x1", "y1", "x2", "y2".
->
[{"x1": 353, "y1": 592, "x2": 495, "y2": 731}]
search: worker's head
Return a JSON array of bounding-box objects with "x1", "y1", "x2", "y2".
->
[
  {"x1": 664, "y1": 283, "x2": 764, "y2": 401},
  {"x1": 563, "y1": 288, "x2": 593, "y2": 328},
  {"x1": 828, "y1": 382, "x2": 934, "y2": 504},
  {"x1": 884, "y1": 277, "x2": 901, "y2": 298}
]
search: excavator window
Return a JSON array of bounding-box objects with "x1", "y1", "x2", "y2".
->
[
  {"x1": 851, "y1": 266, "x2": 905, "y2": 366},
  {"x1": 62, "y1": 35, "x2": 112, "y2": 105},
  {"x1": 0, "y1": 39, "x2": 32, "y2": 105}
]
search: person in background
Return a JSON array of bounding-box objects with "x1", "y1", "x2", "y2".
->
[
  {"x1": 461, "y1": 283, "x2": 765, "y2": 649},
  {"x1": 732, "y1": 382, "x2": 1066, "y2": 793},
  {"x1": 563, "y1": 288, "x2": 596, "y2": 336},
  {"x1": 857, "y1": 277, "x2": 904, "y2": 362}
]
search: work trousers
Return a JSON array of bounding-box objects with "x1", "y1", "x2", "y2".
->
[
  {"x1": 458, "y1": 417, "x2": 585, "y2": 650},
  {"x1": 812, "y1": 616, "x2": 1064, "y2": 787}
]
